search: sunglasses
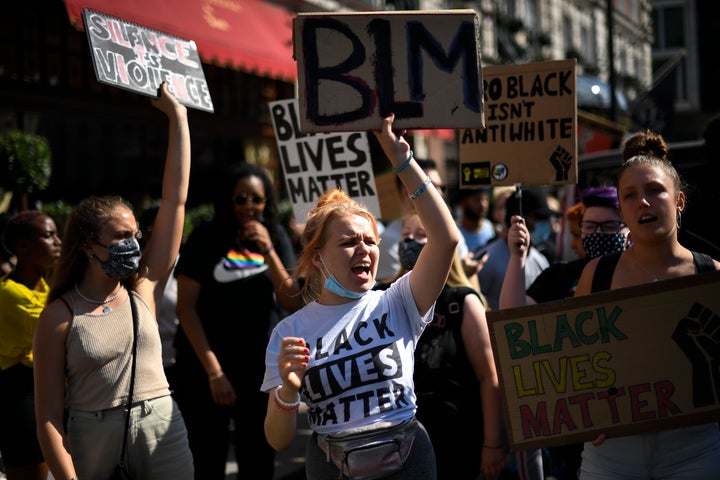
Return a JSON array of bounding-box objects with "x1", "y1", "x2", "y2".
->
[
  {"x1": 234, "y1": 192, "x2": 266, "y2": 206},
  {"x1": 579, "y1": 220, "x2": 627, "y2": 235}
]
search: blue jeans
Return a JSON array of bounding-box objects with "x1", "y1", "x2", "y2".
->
[
  {"x1": 67, "y1": 395, "x2": 193, "y2": 480},
  {"x1": 579, "y1": 423, "x2": 720, "y2": 480}
]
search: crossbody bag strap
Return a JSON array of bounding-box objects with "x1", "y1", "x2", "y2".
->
[{"x1": 119, "y1": 291, "x2": 139, "y2": 467}]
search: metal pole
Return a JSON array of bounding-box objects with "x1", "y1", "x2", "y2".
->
[{"x1": 607, "y1": 0, "x2": 617, "y2": 122}]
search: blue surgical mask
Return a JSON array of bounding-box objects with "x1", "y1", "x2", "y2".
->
[
  {"x1": 530, "y1": 220, "x2": 552, "y2": 245},
  {"x1": 319, "y1": 255, "x2": 368, "y2": 300}
]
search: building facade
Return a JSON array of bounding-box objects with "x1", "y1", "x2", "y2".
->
[{"x1": 4, "y1": 0, "x2": 711, "y2": 217}]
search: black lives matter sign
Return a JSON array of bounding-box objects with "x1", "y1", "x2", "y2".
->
[
  {"x1": 82, "y1": 9, "x2": 214, "y2": 112},
  {"x1": 488, "y1": 271, "x2": 720, "y2": 450},
  {"x1": 269, "y1": 98, "x2": 381, "y2": 223}
]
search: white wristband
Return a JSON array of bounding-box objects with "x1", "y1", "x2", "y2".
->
[{"x1": 274, "y1": 385, "x2": 301, "y2": 409}]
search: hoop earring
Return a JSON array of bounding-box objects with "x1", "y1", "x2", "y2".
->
[{"x1": 677, "y1": 211, "x2": 682, "y2": 230}]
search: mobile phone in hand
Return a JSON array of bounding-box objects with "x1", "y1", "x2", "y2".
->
[{"x1": 473, "y1": 248, "x2": 489, "y2": 260}]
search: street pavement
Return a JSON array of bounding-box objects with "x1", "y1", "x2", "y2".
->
[{"x1": 226, "y1": 404, "x2": 311, "y2": 480}]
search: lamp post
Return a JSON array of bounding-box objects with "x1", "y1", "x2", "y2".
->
[{"x1": 606, "y1": 0, "x2": 617, "y2": 123}]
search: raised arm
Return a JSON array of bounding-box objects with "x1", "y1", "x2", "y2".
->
[
  {"x1": 373, "y1": 115, "x2": 459, "y2": 315},
  {"x1": 140, "y1": 82, "x2": 191, "y2": 305}
]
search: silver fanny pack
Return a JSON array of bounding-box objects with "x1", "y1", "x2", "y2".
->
[{"x1": 316, "y1": 417, "x2": 419, "y2": 480}]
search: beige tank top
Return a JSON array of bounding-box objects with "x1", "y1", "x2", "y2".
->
[{"x1": 65, "y1": 291, "x2": 170, "y2": 411}]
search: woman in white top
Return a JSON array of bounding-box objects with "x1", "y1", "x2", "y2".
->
[{"x1": 261, "y1": 114, "x2": 459, "y2": 480}]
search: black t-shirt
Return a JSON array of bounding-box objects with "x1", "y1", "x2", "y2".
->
[
  {"x1": 526, "y1": 258, "x2": 589, "y2": 303},
  {"x1": 173, "y1": 221, "x2": 295, "y2": 389},
  {"x1": 414, "y1": 285, "x2": 482, "y2": 417}
]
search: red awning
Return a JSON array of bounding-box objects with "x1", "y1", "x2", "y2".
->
[{"x1": 64, "y1": 0, "x2": 297, "y2": 82}]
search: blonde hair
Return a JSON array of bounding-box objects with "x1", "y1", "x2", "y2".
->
[{"x1": 296, "y1": 189, "x2": 378, "y2": 304}]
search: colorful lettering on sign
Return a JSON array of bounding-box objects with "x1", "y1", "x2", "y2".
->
[
  {"x1": 504, "y1": 306, "x2": 628, "y2": 360},
  {"x1": 517, "y1": 380, "x2": 682, "y2": 440}
]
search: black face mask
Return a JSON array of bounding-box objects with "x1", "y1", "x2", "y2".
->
[
  {"x1": 94, "y1": 237, "x2": 142, "y2": 279},
  {"x1": 582, "y1": 232, "x2": 627, "y2": 260},
  {"x1": 398, "y1": 238, "x2": 425, "y2": 271}
]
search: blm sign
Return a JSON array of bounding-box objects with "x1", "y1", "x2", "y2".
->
[{"x1": 293, "y1": 10, "x2": 484, "y2": 133}]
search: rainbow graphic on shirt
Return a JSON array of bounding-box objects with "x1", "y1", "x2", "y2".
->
[
  {"x1": 213, "y1": 247, "x2": 269, "y2": 283},
  {"x1": 223, "y1": 248, "x2": 265, "y2": 269}
]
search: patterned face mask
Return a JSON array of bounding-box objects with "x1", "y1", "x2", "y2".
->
[
  {"x1": 398, "y1": 238, "x2": 425, "y2": 271},
  {"x1": 94, "y1": 237, "x2": 142, "y2": 279},
  {"x1": 582, "y1": 232, "x2": 627, "y2": 260}
]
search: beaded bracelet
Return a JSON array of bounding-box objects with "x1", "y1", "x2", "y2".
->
[
  {"x1": 273, "y1": 385, "x2": 301, "y2": 413},
  {"x1": 408, "y1": 176, "x2": 432, "y2": 200},
  {"x1": 392, "y1": 150, "x2": 414, "y2": 173}
]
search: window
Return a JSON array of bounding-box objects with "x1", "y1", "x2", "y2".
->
[
  {"x1": 652, "y1": 5, "x2": 685, "y2": 49},
  {"x1": 650, "y1": 1, "x2": 695, "y2": 107},
  {"x1": 581, "y1": 24, "x2": 596, "y2": 64}
]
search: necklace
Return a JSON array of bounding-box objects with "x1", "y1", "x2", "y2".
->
[
  {"x1": 629, "y1": 251, "x2": 664, "y2": 282},
  {"x1": 74, "y1": 284, "x2": 123, "y2": 313}
]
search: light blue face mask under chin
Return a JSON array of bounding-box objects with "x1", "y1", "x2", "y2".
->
[
  {"x1": 320, "y1": 255, "x2": 369, "y2": 300},
  {"x1": 324, "y1": 274, "x2": 368, "y2": 299}
]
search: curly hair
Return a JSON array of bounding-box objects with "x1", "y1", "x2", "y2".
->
[
  {"x1": 295, "y1": 188, "x2": 378, "y2": 304},
  {"x1": 564, "y1": 202, "x2": 584, "y2": 224}
]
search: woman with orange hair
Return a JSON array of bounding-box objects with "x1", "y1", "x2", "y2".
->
[{"x1": 261, "y1": 114, "x2": 459, "y2": 480}]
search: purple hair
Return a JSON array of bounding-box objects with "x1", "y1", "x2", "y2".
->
[{"x1": 581, "y1": 186, "x2": 619, "y2": 209}]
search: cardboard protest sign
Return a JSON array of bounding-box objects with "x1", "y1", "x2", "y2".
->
[
  {"x1": 459, "y1": 59, "x2": 577, "y2": 187},
  {"x1": 269, "y1": 98, "x2": 381, "y2": 223},
  {"x1": 487, "y1": 271, "x2": 720, "y2": 450},
  {"x1": 82, "y1": 9, "x2": 214, "y2": 112},
  {"x1": 293, "y1": 10, "x2": 484, "y2": 133}
]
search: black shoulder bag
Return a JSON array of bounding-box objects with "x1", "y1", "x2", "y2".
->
[{"x1": 108, "y1": 293, "x2": 138, "y2": 480}]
